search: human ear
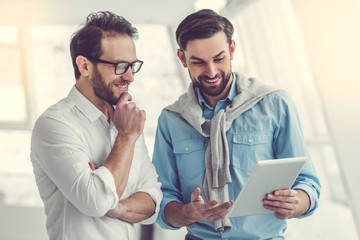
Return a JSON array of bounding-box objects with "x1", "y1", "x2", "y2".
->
[
  {"x1": 76, "y1": 55, "x2": 91, "y2": 77},
  {"x1": 177, "y1": 49, "x2": 188, "y2": 67},
  {"x1": 229, "y1": 40, "x2": 236, "y2": 60}
]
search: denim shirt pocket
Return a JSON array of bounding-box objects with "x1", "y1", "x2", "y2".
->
[
  {"x1": 232, "y1": 133, "x2": 271, "y2": 172},
  {"x1": 173, "y1": 139, "x2": 205, "y2": 179}
]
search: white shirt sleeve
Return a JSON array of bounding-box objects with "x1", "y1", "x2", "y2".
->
[
  {"x1": 31, "y1": 116, "x2": 119, "y2": 217},
  {"x1": 133, "y1": 134, "x2": 162, "y2": 225}
]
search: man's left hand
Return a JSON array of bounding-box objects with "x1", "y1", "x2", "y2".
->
[{"x1": 263, "y1": 189, "x2": 310, "y2": 220}]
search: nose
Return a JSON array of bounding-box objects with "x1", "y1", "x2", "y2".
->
[
  {"x1": 205, "y1": 62, "x2": 217, "y2": 78},
  {"x1": 121, "y1": 67, "x2": 134, "y2": 82}
]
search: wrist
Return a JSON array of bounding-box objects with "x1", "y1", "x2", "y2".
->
[
  {"x1": 165, "y1": 201, "x2": 196, "y2": 228},
  {"x1": 115, "y1": 133, "x2": 138, "y2": 146},
  {"x1": 182, "y1": 203, "x2": 197, "y2": 225},
  {"x1": 294, "y1": 189, "x2": 310, "y2": 217}
]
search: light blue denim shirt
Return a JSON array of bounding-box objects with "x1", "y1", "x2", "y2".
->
[{"x1": 152, "y1": 74, "x2": 321, "y2": 240}]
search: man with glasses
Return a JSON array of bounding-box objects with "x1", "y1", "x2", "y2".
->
[{"x1": 31, "y1": 11, "x2": 162, "y2": 239}]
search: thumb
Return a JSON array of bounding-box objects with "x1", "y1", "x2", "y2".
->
[{"x1": 191, "y1": 187, "x2": 201, "y2": 202}]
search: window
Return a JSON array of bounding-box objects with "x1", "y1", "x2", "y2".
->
[
  {"x1": 224, "y1": 0, "x2": 357, "y2": 237},
  {"x1": 0, "y1": 27, "x2": 27, "y2": 125}
]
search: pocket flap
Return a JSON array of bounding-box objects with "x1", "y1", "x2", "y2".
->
[
  {"x1": 233, "y1": 133, "x2": 268, "y2": 146},
  {"x1": 173, "y1": 139, "x2": 204, "y2": 154}
]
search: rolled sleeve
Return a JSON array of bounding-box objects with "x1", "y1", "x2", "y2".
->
[
  {"x1": 137, "y1": 186, "x2": 162, "y2": 225},
  {"x1": 91, "y1": 166, "x2": 119, "y2": 212}
]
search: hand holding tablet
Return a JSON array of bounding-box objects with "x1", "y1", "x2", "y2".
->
[{"x1": 228, "y1": 157, "x2": 307, "y2": 218}]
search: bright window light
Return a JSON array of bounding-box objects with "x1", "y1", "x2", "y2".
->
[{"x1": 194, "y1": 0, "x2": 227, "y2": 11}]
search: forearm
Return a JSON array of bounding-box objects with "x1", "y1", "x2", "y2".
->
[
  {"x1": 164, "y1": 201, "x2": 195, "y2": 228},
  {"x1": 107, "y1": 192, "x2": 156, "y2": 223},
  {"x1": 102, "y1": 135, "x2": 136, "y2": 198}
]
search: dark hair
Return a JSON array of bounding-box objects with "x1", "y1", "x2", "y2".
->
[
  {"x1": 176, "y1": 9, "x2": 234, "y2": 51},
  {"x1": 70, "y1": 11, "x2": 138, "y2": 80}
]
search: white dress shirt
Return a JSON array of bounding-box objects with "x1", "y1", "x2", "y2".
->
[{"x1": 31, "y1": 86, "x2": 162, "y2": 240}]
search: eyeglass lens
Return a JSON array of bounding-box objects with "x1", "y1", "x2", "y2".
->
[{"x1": 115, "y1": 61, "x2": 142, "y2": 75}]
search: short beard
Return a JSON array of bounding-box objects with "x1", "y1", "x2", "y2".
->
[
  {"x1": 192, "y1": 71, "x2": 232, "y2": 97},
  {"x1": 91, "y1": 66, "x2": 119, "y2": 105}
]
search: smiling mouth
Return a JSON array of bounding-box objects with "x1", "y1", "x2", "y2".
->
[
  {"x1": 205, "y1": 78, "x2": 219, "y2": 83},
  {"x1": 203, "y1": 77, "x2": 220, "y2": 85},
  {"x1": 114, "y1": 84, "x2": 128, "y2": 91}
]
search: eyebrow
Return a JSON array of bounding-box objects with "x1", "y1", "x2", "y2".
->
[{"x1": 189, "y1": 51, "x2": 226, "y2": 61}]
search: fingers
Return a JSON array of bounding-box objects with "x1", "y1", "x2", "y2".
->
[
  {"x1": 265, "y1": 189, "x2": 299, "y2": 204},
  {"x1": 263, "y1": 198, "x2": 297, "y2": 210},
  {"x1": 208, "y1": 202, "x2": 233, "y2": 222},
  {"x1": 200, "y1": 200, "x2": 233, "y2": 220},
  {"x1": 273, "y1": 189, "x2": 297, "y2": 197},
  {"x1": 263, "y1": 189, "x2": 299, "y2": 219},
  {"x1": 116, "y1": 92, "x2": 132, "y2": 108},
  {"x1": 265, "y1": 194, "x2": 298, "y2": 205},
  {"x1": 263, "y1": 202, "x2": 296, "y2": 220},
  {"x1": 204, "y1": 201, "x2": 233, "y2": 222},
  {"x1": 188, "y1": 188, "x2": 233, "y2": 223},
  {"x1": 205, "y1": 200, "x2": 219, "y2": 209},
  {"x1": 88, "y1": 162, "x2": 96, "y2": 171},
  {"x1": 108, "y1": 93, "x2": 146, "y2": 141}
]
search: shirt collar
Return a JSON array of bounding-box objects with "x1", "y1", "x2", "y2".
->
[
  {"x1": 68, "y1": 85, "x2": 105, "y2": 123},
  {"x1": 197, "y1": 73, "x2": 238, "y2": 110}
]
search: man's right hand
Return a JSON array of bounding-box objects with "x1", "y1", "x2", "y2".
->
[
  {"x1": 165, "y1": 188, "x2": 233, "y2": 227},
  {"x1": 105, "y1": 92, "x2": 145, "y2": 143}
]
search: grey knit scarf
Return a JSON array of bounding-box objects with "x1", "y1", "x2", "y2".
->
[{"x1": 165, "y1": 73, "x2": 278, "y2": 232}]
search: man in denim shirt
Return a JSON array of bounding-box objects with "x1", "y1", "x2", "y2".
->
[{"x1": 152, "y1": 9, "x2": 320, "y2": 240}]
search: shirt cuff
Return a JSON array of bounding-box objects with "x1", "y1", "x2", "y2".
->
[
  {"x1": 293, "y1": 183, "x2": 318, "y2": 218},
  {"x1": 92, "y1": 166, "x2": 119, "y2": 209},
  {"x1": 137, "y1": 187, "x2": 163, "y2": 225}
]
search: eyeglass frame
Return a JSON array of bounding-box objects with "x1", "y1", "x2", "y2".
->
[{"x1": 86, "y1": 57, "x2": 144, "y2": 75}]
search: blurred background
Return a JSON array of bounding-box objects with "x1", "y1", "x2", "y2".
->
[{"x1": 0, "y1": 0, "x2": 359, "y2": 239}]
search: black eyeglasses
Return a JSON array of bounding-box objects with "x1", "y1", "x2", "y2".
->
[{"x1": 87, "y1": 57, "x2": 143, "y2": 75}]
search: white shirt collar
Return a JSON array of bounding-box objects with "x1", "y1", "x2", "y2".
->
[{"x1": 68, "y1": 85, "x2": 105, "y2": 123}]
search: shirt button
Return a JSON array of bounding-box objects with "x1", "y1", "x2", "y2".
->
[
  {"x1": 185, "y1": 147, "x2": 189, "y2": 151},
  {"x1": 248, "y1": 138, "x2": 253, "y2": 143}
]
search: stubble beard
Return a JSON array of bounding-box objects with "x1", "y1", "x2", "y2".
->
[{"x1": 91, "y1": 67, "x2": 121, "y2": 106}]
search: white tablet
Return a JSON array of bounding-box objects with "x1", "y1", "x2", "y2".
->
[{"x1": 228, "y1": 156, "x2": 307, "y2": 218}]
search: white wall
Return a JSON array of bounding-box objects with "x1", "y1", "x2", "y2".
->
[{"x1": 292, "y1": 0, "x2": 360, "y2": 237}]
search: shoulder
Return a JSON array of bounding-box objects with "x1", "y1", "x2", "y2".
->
[
  {"x1": 158, "y1": 109, "x2": 183, "y2": 123},
  {"x1": 156, "y1": 109, "x2": 202, "y2": 140},
  {"x1": 264, "y1": 90, "x2": 291, "y2": 101},
  {"x1": 39, "y1": 96, "x2": 75, "y2": 120},
  {"x1": 33, "y1": 97, "x2": 76, "y2": 135},
  {"x1": 260, "y1": 90, "x2": 296, "y2": 108}
]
